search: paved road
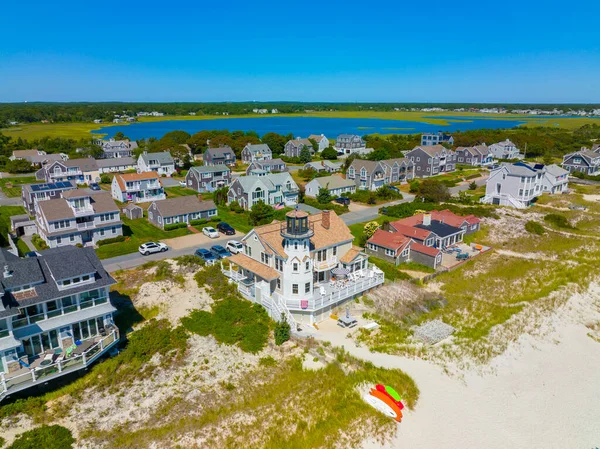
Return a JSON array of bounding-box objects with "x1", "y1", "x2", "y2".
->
[
  {"x1": 341, "y1": 193, "x2": 416, "y2": 225},
  {"x1": 102, "y1": 233, "x2": 238, "y2": 272}
]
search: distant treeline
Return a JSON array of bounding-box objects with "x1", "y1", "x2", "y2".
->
[{"x1": 1, "y1": 102, "x2": 600, "y2": 125}]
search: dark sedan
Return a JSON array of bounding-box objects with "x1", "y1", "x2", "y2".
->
[
  {"x1": 217, "y1": 222, "x2": 236, "y2": 235},
  {"x1": 210, "y1": 245, "x2": 232, "y2": 259}
]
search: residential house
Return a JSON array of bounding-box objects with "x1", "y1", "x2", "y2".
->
[
  {"x1": 203, "y1": 146, "x2": 236, "y2": 167},
  {"x1": 420, "y1": 132, "x2": 454, "y2": 146},
  {"x1": 137, "y1": 151, "x2": 176, "y2": 177},
  {"x1": 185, "y1": 166, "x2": 232, "y2": 193},
  {"x1": 347, "y1": 158, "x2": 414, "y2": 190},
  {"x1": 455, "y1": 145, "x2": 494, "y2": 166},
  {"x1": 405, "y1": 145, "x2": 456, "y2": 177},
  {"x1": 284, "y1": 138, "x2": 314, "y2": 158},
  {"x1": 303, "y1": 160, "x2": 342, "y2": 173},
  {"x1": 227, "y1": 173, "x2": 299, "y2": 210},
  {"x1": 562, "y1": 148, "x2": 600, "y2": 176},
  {"x1": 542, "y1": 164, "x2": 569, "y2": 194},
  {"x1": 304, "y1": 175, "x2": 357, "y2": 198},
  {"x1": 111, "y1": 172, "x2": 165, "y2": 203},
  {"x1": 481, "y1": 162, "x2": 545, "y2": 208},
  {"x1": 22, "y1": 181, "x2": 76, "y2": 216},
  {"x1": 95, "y1": 139, "x2": 138, "y2": 159},
  {"x1": 35, "y1": 191, "x2": 123, "y2": 248},
  {"x1": 241, "y1": 144, "x2": 272, "y2": 163},
  {"x1": 366, "y1": 210, "x2": 480, "y2": 269},
  {"x1": 308, "y1": 134, "x2": 330, "y2": 152},
  {"x1": 335, "y1": 134, "x2": 366, "y2": 155},
  {"x1": 122, "y1": 203, "x2": 143, "y2": 220},
  {"x1": 0, "y1": 246, "x2": 120, "y2": 402},
  {"x1": 489, "y1": 139, "x2": 522, "y2": 160},
  {"x1": 10, "y1": 150, "x2": 66, "y2": 168},
  {"x1": 36, "y1": 159, "x2": 100, "y2": 185},
  {"x1": 246, "y1": 159, "x2": 288, "y2": 175},
  {"x1": 148, "y1": 196, "x2": 217, "y2": 229},
  {"x1": 223, "y1": 210, "x2": 384, "y2": 325},
  {"x1": 96, "y1": 157, "x2": 136, "y2": 174}
]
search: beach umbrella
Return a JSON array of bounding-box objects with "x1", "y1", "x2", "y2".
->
[{"x1": 331, "y1": 267, "x2": 350, "y2": 277}]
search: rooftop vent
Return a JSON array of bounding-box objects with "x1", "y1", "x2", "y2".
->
[{"x1": 3, "y1": 264, "x2": 12, "y2": 278}]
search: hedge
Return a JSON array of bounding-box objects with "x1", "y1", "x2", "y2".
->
[
  {"x1": 96, "y1": 235, "x2": 127, "y2": 246},
  {"x1": 190, "y1": 216, "x2": 220, "y2": 226},
  {"x1": 164, "y1": 222, "x2": 189, "y2": 231},
  {"x1": 302, "y1": 197, "x2": 349, "y2": 215}
]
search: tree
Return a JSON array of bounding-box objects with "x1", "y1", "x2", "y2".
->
[
  {"x1": 316, "y1": 186, "x2": 332, "y2": 204},
  {"x1": 363, "y1": 221, "x2": 380, "y2": 238},
  {"x1": 261, "y1": 132, "x2": 287, "y2": 155},
  {"x1": 213, "y1": 186, "x2": 229, "y2": 206},
  {"x1": 187, "y1": 130, "x2": 213, "y2": 153},
  {"x1": 5, "y1": 159, "x2": 34, "y2": 173},
  {"x1": 417, "y1": 179, "x2": 450, "y2": 203},
  {"x1": 169, "y1": 145, "x2": 190, "y2": 166},
  {"x1": 274, "y1": 314, "x2": 291, "y2": 345},
  {"x1": 113, "y1": 131, "x2": 127, "y2": 140},
  {"x1": 299, "y1": 146, "x2": 312, "y2": 164},
  {"x1": 308, "y1": 138, "x2": 319, "y2": 153},
  {"x1": 249, "y1": 201, "x2": 275, "y2": 225},
  {"x1": 468, "y1": 181, "x2": 477, "y2": 190},
  {"x1": 321, "y1": 147, "x2": 338, "y2": 160},
  {"x1": 542, "y1": 151, "x2": 554, "y2": 165}
]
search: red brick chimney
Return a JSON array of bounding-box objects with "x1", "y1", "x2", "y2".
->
[{"x1": 322, "y1": 210, "x2": 331, "y2": 229}]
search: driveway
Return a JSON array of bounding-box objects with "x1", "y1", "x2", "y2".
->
[
  {"x1": 101, "y1": 232, "x2": 239, "y2": 272},
  {"x1": 449, "y1": 175, "x2": 488, "y2": 196}
]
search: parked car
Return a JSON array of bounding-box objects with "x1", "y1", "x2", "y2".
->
[
  {"x1": 210, "y1": 245, "x2": 232, "y2": 259},
  {"x1": 334, "y1": 197, "x2": 350, "y2": 206},
  {"x1": 202, "y1": 226, "x2": 219, "y2": 238},
  {"x1": 226, "y1": 240, "x2": 243, "y2": 254},
  {"x1": 217, "y1": 222, "x2": 235, "y2": 235},
  {"x1": 179, "y1": 180, "x2": 186, "y2": 187},
  {"x1": 89, "y1": 183, "x2": 101, "y2": 191},
  {"x1": 139, "y1": 242, "x2": 168, "y2": 255},
  {"x1": 195, "y1": 248, "x2": 217, "y2": 264}
]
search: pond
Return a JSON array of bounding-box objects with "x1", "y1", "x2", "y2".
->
[{"x1": 93, "y1": 116, "x2": 529, "y2": 140}]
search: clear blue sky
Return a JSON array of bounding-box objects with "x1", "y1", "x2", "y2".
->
[{"x1": 1, "y1": 0, "x2": 599, "y2": 103}]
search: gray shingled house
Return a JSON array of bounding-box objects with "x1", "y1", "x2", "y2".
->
[
  {"x1": 203, "y1": 146, "x2": 236, "y2": 166},
  {"x1": 241, "y1": 144, "x2": 272, "y2": 163},
  {"x1": 405, "y1": 145, "x2": 456, "y2": 178},
  {"x1": 185, "y1": 166, "x2": 232, "y2": 192},
  {"x1": 147, "y1": 196, "x2": 217, "y2": 229}
]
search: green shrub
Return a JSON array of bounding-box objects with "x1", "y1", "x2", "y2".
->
[
  {"x1": 182, "y1": 298, "x2": 271, "y2": 353},
  {"x1": 154, "y1": 261, "x2": 172, "y2": 280},
  {"x1": 7, "y1": 425, "x2": 74, "y2": 449},
  {"x1": 303, "y1": 197, "x2": 348, "y2": 215},
  {"x1": 164, "y1": 222, "x2": 189, "y2": 231},
  {"x1": 258, "y1": 356, "x2": 277, "y2": 367},
  {"x1": 31, "y1": 234, "x2": 49, "y2": 251},
  {"x1": 228, "y1": 201, "x2": 244, "y2": 213},
  {"x1": 190, "y1": 218, "x2": 208, "y2": 226},
  {"x1": 544, "y1": 213, "x2": 573, "y2": 229},
  {"x1": 525, "y1": 220, "x2": 546, "y2": 235},
  {"x1": 100, "y1": 174, "x2": 112, "y2": 184},
  {"x1": 274, "y1": 314, "x2": 291, "y2": 346},
  {"x1": 96, "y1": 235, "x2": 126, "y2": 246},
  {"x1": 465, "y1": 173, "x2": 481, "y2": 181}
]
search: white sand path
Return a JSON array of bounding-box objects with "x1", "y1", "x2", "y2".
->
[{"x1": 314, "y1": 285, "x2": 600, "y2": 449}]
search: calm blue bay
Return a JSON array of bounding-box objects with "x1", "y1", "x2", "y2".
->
[{"x1": 92, "y1": 116, "x2": 528, "y2": 140}]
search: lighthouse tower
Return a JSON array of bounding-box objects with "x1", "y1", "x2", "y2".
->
[{"x1": 280, "y1": 210, "x2": 314, "y2": 301}]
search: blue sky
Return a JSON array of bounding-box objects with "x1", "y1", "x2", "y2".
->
[{"x1": 1, "y1": 0, "x2": 599, "y2": 103}]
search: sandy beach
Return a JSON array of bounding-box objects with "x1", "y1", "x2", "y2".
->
[{"x1": 316, "y1": 282, "x2": 600, "y2": 449}]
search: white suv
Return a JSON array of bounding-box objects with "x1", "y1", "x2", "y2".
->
[
  {"x1": 139, "y1": 242, "x2": 168, "y2": 255},
  {"x1": 226, "y1": 240, "x2": 243, "y2": 254}
]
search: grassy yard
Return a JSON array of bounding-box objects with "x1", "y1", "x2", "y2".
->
[
  {"x1": 0, "y1": 176, "x2": 41, "y2": 197},
  {"x1": 0, "y1": 205, "x2": 27, "y2": 246},
  {"x1": 164, "y1": 186, "x2": 200, "y2": 198},
  {"x1": 95, "y1": 217, "x2": 191, "y2": 259}
]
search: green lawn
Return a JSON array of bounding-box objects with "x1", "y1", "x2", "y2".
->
[
  {"x1": 0, "y1": 205, "x2": 27, "y2": 246},
  {"x1": 164, "y1": 186, "x2": 200, "y2": 198},
  {"x1": 0, "y1": 176, "x2": 41, "y2": 197},
  {"x1": 95, "y1": 217, "x2": 191, "y2": 259},
  {"x1": 15, "y1": 238, "x2": 31, "y2": 256}
]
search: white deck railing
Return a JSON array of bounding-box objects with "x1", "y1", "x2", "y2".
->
[{"x1": 0, "y1": 329, "x2": 119, "y2": 402}]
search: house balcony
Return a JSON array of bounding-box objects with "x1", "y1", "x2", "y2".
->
[
  {"x1": 313, "y1": 256, "x2": 337, "y2": 271},
  {"x1": 125, "y1": 182, "x2": 161, "y2": 192},
  {"x1": 11, "y1": 297, "x2": 110, "y2": 330},
  {"x1": 286, "y1": 266, "x2": 384, "y2": 312},
  {"x1": 76, "y1": 221, "x2": 96, "y2": 230},
  {"x1": 0, "y1": 328, "x2": 119, "y2": 403},
  {"x1": 72, "y1": 206, "x2": 94, "y2": 216}
]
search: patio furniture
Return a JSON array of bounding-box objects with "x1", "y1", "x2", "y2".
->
[{"x1": 319, "y1": 286, "x2": 326, "y2": 296}]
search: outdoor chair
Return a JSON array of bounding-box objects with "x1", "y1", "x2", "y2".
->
[{"x1": 320, "y1": 286, "x2": 326, "y2": 296}]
